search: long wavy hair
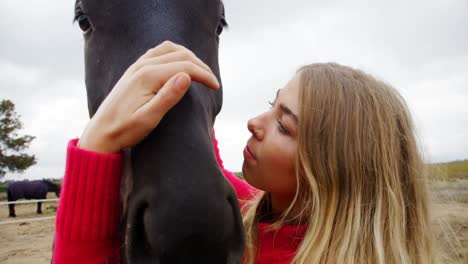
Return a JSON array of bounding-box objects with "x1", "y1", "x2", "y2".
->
[{"x1": 242, "y1": 63, "x2": 435, "y2": 263}]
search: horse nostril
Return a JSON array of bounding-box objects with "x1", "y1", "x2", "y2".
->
[{"x1": 126, "y1": 200, "x2": 153, "y2": 261}]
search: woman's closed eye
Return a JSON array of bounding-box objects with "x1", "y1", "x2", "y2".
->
[
  {"x1": 277, "y1": 119, "x2": 289, "y2": 134},
  {"x1": 268, "y1": 101, "x2": 290, "y2": 135}
]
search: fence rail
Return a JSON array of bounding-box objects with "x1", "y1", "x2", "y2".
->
[
  {"x1": 0, "y1": 198, "x2": 59, "y2": 206},
  {"x1": 0, "y1": 199, "x2": 59, "y2": 225},
  {"x1": 0, "y1": 216, "x2": 56, "y2": 225}
]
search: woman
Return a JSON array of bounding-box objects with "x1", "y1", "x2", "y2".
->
[{"x1": 53, "y1": 41, "x2": 435, "y2": 263}]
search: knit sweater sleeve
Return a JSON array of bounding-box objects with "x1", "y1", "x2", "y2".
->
[
  {"x1": 53, "y1": 139, "x2": 123, "y2": 264},
  {"x1": 212, "y1": 130, "x2": 258, "y2": 202}
]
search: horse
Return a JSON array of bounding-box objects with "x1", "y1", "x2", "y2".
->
[
  {"x1": 7, "y1": 179, "x2": 61, "y2": 217},
  {"x1": 73, "y1": 0, "x2": 244, "y2": 263}
]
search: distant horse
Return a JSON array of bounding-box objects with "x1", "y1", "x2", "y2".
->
[
  {"x1": 74, "y1": 0, "x2": 244, "y2": 263},
  {"x1": 7, "y1": 179, "x2": 61, "y2": 217}
]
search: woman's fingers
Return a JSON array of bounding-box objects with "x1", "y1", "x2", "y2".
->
[
  {"x1": 135, "y1": 50, "x2": 214, "y2": 75},
  {"x1": 134, "y1": 72, "x2": 192, "y2": 127},
  {"x1": 132, "y1": 41, "x2": 219, "y2": 91},
  {"x1": 139, "y1": 40, "x2": 188, "y2": 61},
  {"x1": 137, "y1": 61, "x2": 220, "y2": 92},
  {"x1": 139, "y1": 41, "x2": 179, "y2": 60}
]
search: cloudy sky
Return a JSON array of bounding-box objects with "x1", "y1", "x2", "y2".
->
[{"x1": 1, "y1": 0, "x2": 467, "y2": 181}]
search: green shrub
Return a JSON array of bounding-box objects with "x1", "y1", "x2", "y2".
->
[
  {"x1": 428, "y1": 160, "x2": 468, "y2": 181},
  {"x1": 234, "y1": 172, "x2": 244, "y2": 179}
]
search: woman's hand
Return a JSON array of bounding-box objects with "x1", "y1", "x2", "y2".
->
[{"x1": 77, "y1": 41, "x2": 220, "y2": 153}]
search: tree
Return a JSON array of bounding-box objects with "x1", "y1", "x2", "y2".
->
[{"x1": 0, "y1": 99, "x2": 37, "y2": 178}]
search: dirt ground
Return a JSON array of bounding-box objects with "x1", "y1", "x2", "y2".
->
[
  {"x1": 0, "y1": 193, "x2": 57, "y2": 264},
  {"x1": 430, "y1": 180, "x2": 468, "y2": 263},
  {"x1": 0, "y1": 180, "x2": 467, "y2": 263}
]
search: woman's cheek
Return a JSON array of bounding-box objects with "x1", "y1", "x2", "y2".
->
[{"x1": 264, "y1": 149, "x2": 297, "y2": 193}]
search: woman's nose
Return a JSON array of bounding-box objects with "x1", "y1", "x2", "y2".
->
[{"x1": 247, "y1": 115, "x2": 264, "y2": 140}]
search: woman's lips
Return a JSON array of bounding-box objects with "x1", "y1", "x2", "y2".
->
[{"x1": 243, "y1": 145, "x2": 256, "y2": 160}]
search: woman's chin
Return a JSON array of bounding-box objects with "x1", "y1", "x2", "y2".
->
[{"x1": 242, "y1": 164, "x2": 256, "y2": 187}]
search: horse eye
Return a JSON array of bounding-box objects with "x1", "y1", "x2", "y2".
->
[
  {"x1": 73, "y1": 6, "x2": 91, "y2": 34},
  {"x1": 216, "y1": 23, "x2": 223, "y2": 36},
  {"x1": 216, "y1": 19, "x2": 227, "y2": 36},
  {"x1": 78, "y1": 15, "x2": 91, "y2": 33}
]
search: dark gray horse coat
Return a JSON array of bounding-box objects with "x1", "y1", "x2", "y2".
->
[
  {"x1": 7, "y1": 179, "x2": 60, "y2": 217},
  {"x1": 73, "y1": 0, "x2": 244, "y2": 263}
]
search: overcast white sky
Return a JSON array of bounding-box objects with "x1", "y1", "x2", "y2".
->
[{"x1": 1, "y1": 0, "x2": 467, "y2": 181}]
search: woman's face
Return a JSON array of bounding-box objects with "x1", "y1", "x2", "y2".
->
[{"x1": 242, "y1": 75, "x2": 299, "y2": 200}]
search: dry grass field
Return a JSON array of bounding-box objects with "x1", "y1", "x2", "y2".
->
[
  {"x1": 0, "y1": 164, "x2": 467, "y2": 263},
  {"x1": 430, "y1": 180, "x2": 468, "y2": 263},
  {"x1": 0, "y1": 193, "x2": 57, "y2": 264}
]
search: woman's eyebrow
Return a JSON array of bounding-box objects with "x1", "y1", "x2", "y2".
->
[
  {"x1": 271, "y1": 89, "x2": 280, "y2": 104},
  {"x1": 276, "y1": 89, "x2": 298, "y2": 123},
  {"x1": 279, "y1": 103, "x2": 298, "y2": 123}
]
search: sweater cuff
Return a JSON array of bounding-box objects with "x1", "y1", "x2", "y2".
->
[{"x1": 56, "y1": 138, "x2": 123, "y2": 242}]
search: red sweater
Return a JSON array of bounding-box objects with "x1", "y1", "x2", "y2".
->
[{"x1": 53, "y1": 137, "x2": 306, "y2": 263}]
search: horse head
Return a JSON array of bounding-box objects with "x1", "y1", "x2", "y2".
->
[
  {"x1": 73, "y1": 0, "x2": 244, "y2": 263},
  {"x1": 42, "y1": 179, "x2": 61, "y2": 197}
]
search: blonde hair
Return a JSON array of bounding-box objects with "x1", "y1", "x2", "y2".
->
[{"x1": 242, "y1": 63, "x2": 435, "y2": 263}]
